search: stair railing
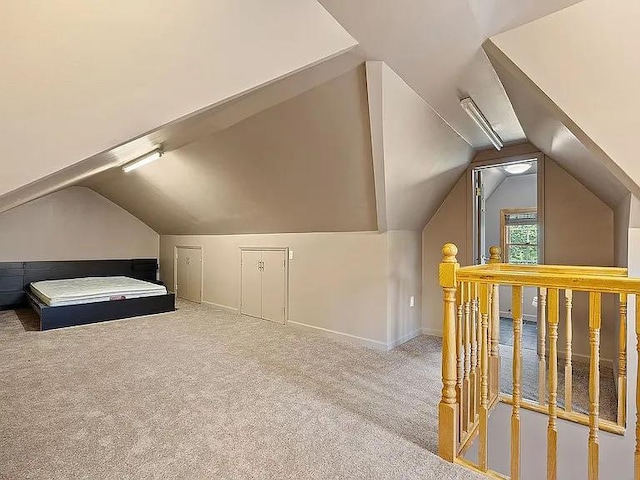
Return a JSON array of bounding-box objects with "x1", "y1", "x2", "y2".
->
[{"x1": 438, "y1": 243, "x2": 636, "y2": 480}]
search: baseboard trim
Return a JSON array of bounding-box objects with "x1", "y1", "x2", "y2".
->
[
  {"x1": 288, "y1": 320, "x2": 388, "y2": 351},
  {"x1": 387, "y1": 328, "x2": 422, "y2": 349},
  {"x1": 421, "y1": 327, "x2": 442, "y2": 337},
  {"x1": 202, "y1": 301, "x2": 239, "y2": 314}
]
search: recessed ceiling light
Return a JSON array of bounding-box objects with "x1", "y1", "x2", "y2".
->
[
  {"x1": 503, "y1": 163, "x2": 532, "y2": 175},
  {"x1": 122, "y1": 148, "x2": 163, "y2": 173}
]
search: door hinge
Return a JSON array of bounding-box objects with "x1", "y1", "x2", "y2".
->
[{"x1": 475, "y1": 186, "x2": 482, "y2": 197}]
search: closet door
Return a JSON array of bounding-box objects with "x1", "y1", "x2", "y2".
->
[
  {"x1": 176, "y1": 247, "x2": 202, "y2": 303},
  {"x1": 261, "y1": 250, "x2": 286, "y2": 324},
  {"x1": 187, "y1": 248, "x2": 202, "y2": 303},
  {"x1": 241, "y1": 250, "x2": 262, "y2": 319}
]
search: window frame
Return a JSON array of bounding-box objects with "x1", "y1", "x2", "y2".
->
[{"x1": 500, "y1": 207, "x2": 538, "y2": 265}]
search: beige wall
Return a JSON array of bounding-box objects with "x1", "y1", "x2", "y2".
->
[
  {"x1": 0, "y1": 187, "x2": 158, "y2": 261},
  {"x1": 161, "y1": 230, "x2": 422, "y2": 349},
  {"x1": 422, "y1": 174, "x2": 469, "y2": 335},
  {"x1": 0, "y1": 0, "x2": 355, "y2": 197},
  {"x1": 422, "y1": 157, "x2": 616, "y2": 360},
  {"x1": 387, "y1": 230, "x2": 422, "y2": 346},
  {"x1": 161, "y1": 232, "x2": 389, "y2": 347},
  {"x1": 544, "y1": 157, "x2": 615, "y2": 360}
]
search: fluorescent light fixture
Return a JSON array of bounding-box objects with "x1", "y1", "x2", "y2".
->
[
  {"x1": 122, "y1": 148, "x2": 163, "y2": 173},
  {"x1": 504, "y1": 162, "x2": 532, "y2": 175},
  {"x1": 460, "y1": 97, "x2": 503, "y2": 151}
]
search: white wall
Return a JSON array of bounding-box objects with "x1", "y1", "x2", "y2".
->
[
  {"x1": 0, "y1": 187, "x2": 158, "y2": 261},
  {"x1": 485, "y1": 173, "x2": 537, "y2": 321},
  {"x1": 0, "y1": 0, "x2": 355, "y2": 197},
  {"x1": 160, "y1": 230, "x2": 422, "y2": 350}
]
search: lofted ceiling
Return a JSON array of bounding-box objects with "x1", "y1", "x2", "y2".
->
[
  {"x1": 5, "y1": 0, "x2": 634, "y2": 239},
  {"x1": 485, "y1": 40, "x2": 629, "y2": 208},
  {"x1": 487, "y1": 0, "x2": 640, "y2": 205},
  {"x1": 318, "y1": 0, "x2": 584, "y2": 149},
  {"x1": 0, "y1": 0, "x2": 356, "y2": 198},
  {"x1": 83, "y1": 66, "x2": 377, "y2": 235},
  {"x1": 366, "y1": 62, "x2": 473, "y2": 232}
]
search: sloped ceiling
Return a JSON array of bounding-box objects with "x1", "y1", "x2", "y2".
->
[
  {"x1": 83, "y1": 66, "x2": 377, "y2": 235},
  {"x1": 318, "y1": 0, "x2": 584, "y2": 149},
  {"x1": 0, "y1": 49, "x2": 364, "y2": 214},
  {"x1": 366, "y1": 62, "x2": 473, "y2": 232},
  {"x1": 485, "y1": 41, "x2": 629, "y2": 208},
  {"x1": 0, "y1": 0, "x2": 355, "y2": 197},
  {"x1": 488, "y1": 0, "x2": 640, "y2": 203}
]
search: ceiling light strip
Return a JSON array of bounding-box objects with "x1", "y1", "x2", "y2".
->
[
  {"x1": 122, "y1": 148, "x2": 163, "y2": 173},
  {"x1": 460, "y1": 97, "x2": 503, "y2": 151}
]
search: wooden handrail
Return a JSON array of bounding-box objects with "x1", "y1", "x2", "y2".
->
[
  {"x1": 456, "y1": 269, "x2": 640, "y2": 294},
  {"x1": 437, "y1": 243, "x2": 640, "y2": 479}
]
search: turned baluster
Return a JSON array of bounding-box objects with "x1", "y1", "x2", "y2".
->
[
  {"x1": 479, "y1": 282, "x2": 490, "y2": 472},
  {"x1": 547, "y1": 288, "x2": 559, "y2": 480},
  {"x1": 618, "y1": 294, "x2": 627, "y2": 427},
  {"x1": 471, "y1": 282, "x2": 479, "y2": 423},
  {"x1": 456, "y1": 283, "x2": 464, "y2": 413},
  {"x1": 475, "y1": 282, "x2": 482, "y2": 418},
  {"x1": 463, "y1": 282, "x2": 472, "y2": 432},
  {"x1": 489, "y1": 246, "x2": 501, "y2": 402},
  {"x1": 539, "y1": 287, "x2": 548, "y2": 406},
  {"x1": 438, "y1": 244, "x2": 459, "y2": 462},
  {"x1": 588, "y1": 292, "x2": 601, "y2": 480},
  {"x1": 512, "y1": 286, "x2": 523, "y2": 480},
  {"x1": 565, "y1": 290, "x2": 573, "y2": 413}
]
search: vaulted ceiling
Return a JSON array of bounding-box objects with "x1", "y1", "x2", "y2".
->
[
  {"x1": 2, "y1": 0, "x2": 637, "y2": 237},
  {"x1": 318, "y1": 0, "x2": 583, "y2": 148},
  {"x1": 83, "y1": 66, "x2": 377, "y2": 235}
]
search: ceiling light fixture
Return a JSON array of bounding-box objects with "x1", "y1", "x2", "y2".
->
[
  {"x1": 503, "y1": 163, "x2": 532, "y2": 175},
  {"x1": 460, "y1": 97, "x2": 503, "y2": 151},
  {"x1": 122, "y1": 148, "x2": 163, "y2": 173}
]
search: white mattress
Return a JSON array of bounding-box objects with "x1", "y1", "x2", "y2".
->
[{"x1": 30, "y1": 276, "x2": 167, "y2": 307}]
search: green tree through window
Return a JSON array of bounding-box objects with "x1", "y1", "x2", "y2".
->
[{"x1": 501, "y1": 209, "x2": 538, "y2": 265}]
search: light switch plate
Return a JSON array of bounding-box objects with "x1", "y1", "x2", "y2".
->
[
  {"x1": 289, "y1": 250, "x2": 294, "y2": 261},
  {"x1": 410, "y1": 296, "x2": 415, "y2": 307}
]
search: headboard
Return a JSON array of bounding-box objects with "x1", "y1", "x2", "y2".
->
[{"x1": 0, "y1": 259, "x2": 158, "y2": 310}]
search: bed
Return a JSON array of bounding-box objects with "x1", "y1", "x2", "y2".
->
[{"x1": 0, "y1": 259, "x2": 175, "y2": 330}]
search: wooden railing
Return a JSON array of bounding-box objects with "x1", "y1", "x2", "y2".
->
[{"x1": 438, "y1": 243, "x2": 636, "y2": 479}]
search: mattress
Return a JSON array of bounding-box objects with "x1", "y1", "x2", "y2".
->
[{"x1": 30, "y1": 276, "x2": 167, "y2": 307}]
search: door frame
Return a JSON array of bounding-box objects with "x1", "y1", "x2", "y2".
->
[
  {"x1": 173, "y1": 245, "x2": 204, "y2": 303},
  {"x1": 239, "y1": 247, "x2": 290, "y2": 324},
  {"x1": 466, "y1": 152, "x2": 545, "y2": 266}
]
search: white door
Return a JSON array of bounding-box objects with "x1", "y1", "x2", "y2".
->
[
  {"x1": 241, "y1": 250, "x2": 262, "y2": 319},
  {"x1": 261, "y1": 250, "x2": 286, "y2": 324},
  {"x1": 176, "y1": 247, "x2": 202, "y2": 303}
]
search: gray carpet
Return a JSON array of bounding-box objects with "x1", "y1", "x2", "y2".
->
[
  {"x1": 0, "y1": 301, "x2": 481, "y2": 479},
  {"x1": 499, "y1": 345, "x2": 617, "y2": 422}
]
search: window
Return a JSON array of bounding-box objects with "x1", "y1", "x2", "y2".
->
[{"x1": 500, "y1": 208, "x2": 538, "y2": 265}]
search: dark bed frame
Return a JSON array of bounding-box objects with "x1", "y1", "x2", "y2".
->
[{"x1": 0, "y1": 259, "x2": 175, "y2": 330}]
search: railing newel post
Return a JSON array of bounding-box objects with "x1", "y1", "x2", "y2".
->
[{"x1": 438, "y1": 243, "x2": 459, "y2": 462}]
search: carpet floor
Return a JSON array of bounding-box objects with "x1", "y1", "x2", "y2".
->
[
  {"x1": 498, "y1": 319, "x2": 618, "y2": 422},
  {"x1": 0, "y1": 301, "x2": 481, "y2": 479}
]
